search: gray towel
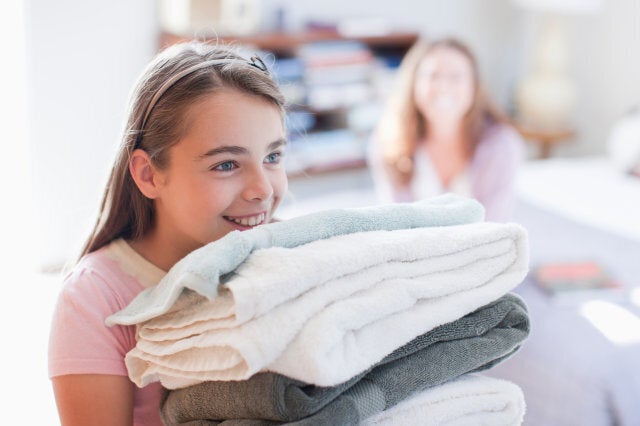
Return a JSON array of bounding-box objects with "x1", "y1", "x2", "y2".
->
[{"x1": 160, "y1": 293, "x2": 529, "y2": 425}]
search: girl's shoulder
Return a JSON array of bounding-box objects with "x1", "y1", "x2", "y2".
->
[{"x1": 60, "y1": 239, "x2": 165, "y2": 308}]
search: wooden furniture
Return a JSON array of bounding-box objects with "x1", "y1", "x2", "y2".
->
[
  {"x1": 160, "y1": 30, "x2": 418, "y2": 56},
  {"x1": 516, "y1": 125, "x2": 576, "y2": 159}
]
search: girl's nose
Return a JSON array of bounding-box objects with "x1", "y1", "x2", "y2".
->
[{"x1": 242, "y1": 168, "x2": 274, "y2": 202}]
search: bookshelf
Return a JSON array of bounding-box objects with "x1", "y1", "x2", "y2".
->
[{"x1": 159, "y1": 30, "x2": 419, "y2": 177}]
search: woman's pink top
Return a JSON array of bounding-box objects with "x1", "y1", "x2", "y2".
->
[{"x1": 369, "y1": 123, "x2": 526, "y2": 222}]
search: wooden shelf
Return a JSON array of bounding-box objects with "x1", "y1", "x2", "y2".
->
[{"x1": 159, "y1": 30, "x2": 419, "y2": 55}]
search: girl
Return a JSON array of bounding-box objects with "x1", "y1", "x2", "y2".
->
[
  {"x1": 48, "y1": 41, "x2": 288, "y2": 425},
  {"x1": 369, "y1": 38, "x2": 525, "y2": 221}
]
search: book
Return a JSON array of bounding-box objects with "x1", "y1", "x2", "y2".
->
[{"x1": 533, "y1": 260, "x2": 621, "y2": 296}]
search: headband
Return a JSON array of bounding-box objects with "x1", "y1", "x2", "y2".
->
[{"x1": 137, "y1": 55, "x2": 269, "y2": 145}]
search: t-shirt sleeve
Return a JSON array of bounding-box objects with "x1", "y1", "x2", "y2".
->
[{"x1": 48, "y1": 266, "x2": 137, "y2": 378}]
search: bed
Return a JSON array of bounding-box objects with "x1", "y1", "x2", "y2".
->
[
  {"x1": 487, "y1": 156, "x2": 640, "y2": 426},
  {"x1": 280, "y1": 155, "x2": 640, "y2": 425}
]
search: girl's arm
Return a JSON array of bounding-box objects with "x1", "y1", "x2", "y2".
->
[{"x1": 52, "y1": 374, "x2": 133, "y2": 425}]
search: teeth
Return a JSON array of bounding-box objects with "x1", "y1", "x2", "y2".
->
[{"x1": 229, "y1": 213, "x2": 265, "y2": 227}]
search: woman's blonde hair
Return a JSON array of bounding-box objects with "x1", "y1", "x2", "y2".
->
[
  {"x1": 374, "y1": 38, "x2": 507, "y2": 186},
  {"x1": 79, "y1": 42, "x2": 286, "y2": 258}
]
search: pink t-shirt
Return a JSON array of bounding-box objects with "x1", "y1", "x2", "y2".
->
[
  {"x1": 49, "y1": 239, "x2": 167, "y2": 425},
  {"x1": 368, "y1": 123, "x2": 526, "y2": 222}
]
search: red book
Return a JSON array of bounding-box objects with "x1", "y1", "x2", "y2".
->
[{"x1": 533, "y1": 261, "x2": 620, "y2": 294}]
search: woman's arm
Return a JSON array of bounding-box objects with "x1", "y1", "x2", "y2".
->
[
  {"x1": 52, "y1": 374, "x2": 134, "y2": 426},
  {"x1": 366, "y1": 135, "x2": 414, "y2": 203},
  {"x1": 472, "y1": 125, "x2": 526, "y2": 222}
]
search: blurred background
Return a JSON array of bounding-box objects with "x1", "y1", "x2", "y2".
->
[
  {"x1": 2, "y1": 0, "x2": 639, "y2": 424},
  {"x1": 11, "y1": 0, "x2": 639, "y2": 268}
]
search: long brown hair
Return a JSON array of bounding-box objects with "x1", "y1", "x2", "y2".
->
[
  {"x1": 374, "y1": 38, "x2": 507, "y2": 186},
  {"x1": 79, "y1": 42, "x2": 286, "y2": 259}
]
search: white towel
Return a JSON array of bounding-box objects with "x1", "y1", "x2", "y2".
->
[
  {"x1": 107, "y1": 194, "x2": 484, "y2": 326},
  {"x1": 361, "y1": 374, "x2": 526, "y2": 426},
  {"x1": 125, "y1": 222, "x2": 528, "y2": 388}
]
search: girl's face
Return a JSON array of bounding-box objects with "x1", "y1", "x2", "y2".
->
[
  {"x1": 413, "y1": 46, "x2": 476, "y2": 126},
  {"x1": 152, "y1": 88, "x2": 287, "y2": 255}
]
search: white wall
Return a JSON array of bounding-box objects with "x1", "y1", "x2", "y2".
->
[
  {"x1": 1, "y1": 1, "x2": 33, "y2": 271},
  {"x1": 25, "y1": 0, "x2": 159, "y2": 268},
  {"x1": 563, "y1": 0, "x2": 640, "y2": 156}
]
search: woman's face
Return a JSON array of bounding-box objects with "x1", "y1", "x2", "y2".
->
[
  {"x1": 151, "y1": 88, "x2": 288, "y2": 256},
  {"x1": 413, "y1": 46, "x2": 476, "y2": 126}
]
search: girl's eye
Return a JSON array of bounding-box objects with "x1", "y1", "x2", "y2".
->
[
  {"x1": 212, "y1": 161, "x2": 237, "y2": 172},
  {"x1": 265, "y1": 151, "x2": 282, "y2": 164}
]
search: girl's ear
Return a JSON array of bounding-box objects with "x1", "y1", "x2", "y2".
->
[{"x1": 129, "y1": 149, "x2": 162, "y2": 199}]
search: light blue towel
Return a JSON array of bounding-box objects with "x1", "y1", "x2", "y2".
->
[{"x1": 107, "y1": 194, "x2": 484, "y2": 326}]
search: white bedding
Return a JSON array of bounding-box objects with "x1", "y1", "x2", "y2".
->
[
  {"x1": 490, "y1": 164, "x2": 640, "y2": 425},
  {"x1": 486, "y1": 217, "x2": 640, "y2": 425},
  {"x1": 515, "y1": 156, "x2": 640, "y2": 242}
]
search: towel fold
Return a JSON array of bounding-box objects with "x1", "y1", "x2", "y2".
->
[
  {"x1": 361, "y1": 374, "x2": 526, "y2": 426},
  {"x1": 107, "y1": 194, "x2": 484, "y2": 327},
  {"x1": 124, "y1": 222, "x2": 528, "y2": 388},
  {"x1": 136, "y1": 220, "x2": 522, "y2": 341},
  {"x1": 159, "y1": 293, "x2": 529, "y2": 425}
]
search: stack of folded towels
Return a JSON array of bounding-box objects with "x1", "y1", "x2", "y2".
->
[{"x1": 108, "y1": 194, "x2": 530, "y2": 425}]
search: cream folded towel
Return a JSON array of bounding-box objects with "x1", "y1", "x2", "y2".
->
[
  {"x1": 125, "y1": 222, "x2": 528, "y2": 388},
  {"x1": 361, "y1": 374, "x2": 526, "y2": 426}
]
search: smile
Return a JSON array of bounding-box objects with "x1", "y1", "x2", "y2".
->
[{"x1": 224, "y1": 212, "x2": 266, "y2": 228}]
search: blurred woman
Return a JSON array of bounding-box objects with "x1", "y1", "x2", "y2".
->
[{"x1": 368, "y1": 38, "x2": 525, "y2": 221}]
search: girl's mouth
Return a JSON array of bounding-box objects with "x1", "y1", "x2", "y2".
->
[{"x1": 223, "y1": 212, "x2": 267, "y2": 229}]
